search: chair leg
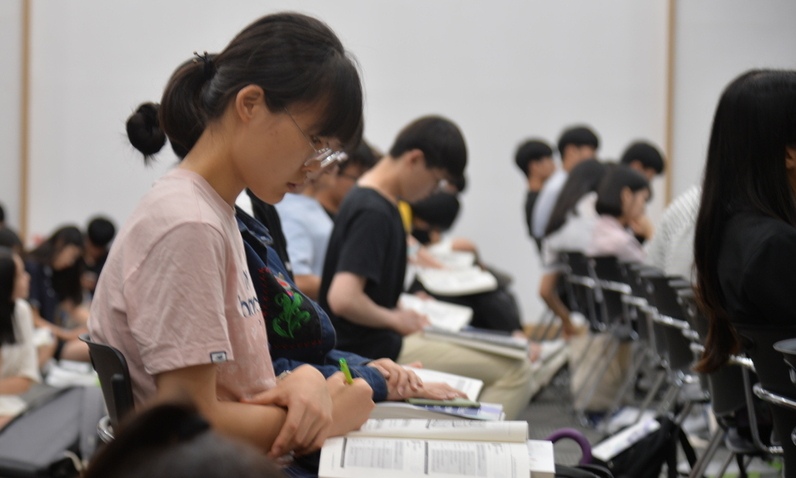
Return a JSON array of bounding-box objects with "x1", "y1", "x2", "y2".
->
[{"x1": 688, "y1": 428, "x2": 725, "y2": 478}]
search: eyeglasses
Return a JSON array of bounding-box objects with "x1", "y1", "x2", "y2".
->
[{"x1": 284, "y1": 108, "x2": 348, "y2": 171}]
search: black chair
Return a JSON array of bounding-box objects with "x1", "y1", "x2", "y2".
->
[
  {"x1": 79, "y1": 333, "x2": 135, "y2": 442},
  {"x1": 734, "y1": 324, "x2": 796, "y2": 477},
  {"x1": 677, "y1": 290, "x2": 768, "y2": 478}
]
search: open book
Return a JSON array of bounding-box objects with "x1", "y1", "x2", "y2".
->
[
  {"x1": 370, "y1": 367, "x2": 504, "y2": 421},
  {"x1": 399, "y1": 293, "x2": 473, "y2": 332},
  {"x1": 319, "y1": 419, "x2": 555, "y2": 478},
  {"x1": 417, "y1": 266, "x2": 498, "y2": 296},
  {"x1": 423, "y1": 326, "x2": 529, "y2": 360}
]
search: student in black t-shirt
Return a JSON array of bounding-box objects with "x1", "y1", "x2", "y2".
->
[
  {"x1": 320, "y1": 116, "x2": 535, "y2": 419},
  {"x1": 514, "y1": 139, "x2": 555, "y2": 250},
  {"x1": 694, "y1": 69, "x2": 796, "y2": 473}
]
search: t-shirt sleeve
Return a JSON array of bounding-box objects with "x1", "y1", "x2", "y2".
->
[
  {"x1": 335, "y1": 209, "x2": 394, "y2": 284},
  {"x1": 124, "y1": 222, "x2": 233, "y2": 376},
  {"x1": 281, "y1": 213, "x2": 314, "y2": 276},
  {"x1": 743, "y1": 230, "x2": 796, "y2": 323}
]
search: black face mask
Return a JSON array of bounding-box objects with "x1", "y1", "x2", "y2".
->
[{"x1": 411, "y1": 229, "x2": 431, "y2": 245}]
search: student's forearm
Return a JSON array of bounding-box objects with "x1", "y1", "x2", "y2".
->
[
  {"x1": 0, "y1": 376, "x2": 34, "y2": 395},
  {"x1": 294, "y1": 274, "x2": 321, "y2": 301},
  {"x1": 203, "y1": 400, "x2": 288, "y2": 453},
  {"x1": 331, "y1": 291, "x2": 398, "y2": 329}
]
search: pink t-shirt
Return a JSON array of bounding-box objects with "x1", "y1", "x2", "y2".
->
[
  {"x1": 586, "y1": 215, "x2": 646, "y2": 263},
  {"x1": 89, "y1": 168, "x2": 276, "y2": 406}
]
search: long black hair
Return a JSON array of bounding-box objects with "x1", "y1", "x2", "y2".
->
[
  {"x1": 0, "y1": 247, "x2": 18, "y2": 345},
  {"x1": 127, "y1": 12, "x2": 363, "y2": 161},
  {"x1": 695, "y1": 69, "x2": 796, "y2": 373},
  {"x1": 544, "y1": 159, "x2": 609, "y2": 237},
  {"x1": 27, "y1": 225, "x2": 85, "y2": 307}
]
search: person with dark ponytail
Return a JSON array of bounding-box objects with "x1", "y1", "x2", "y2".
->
[
  {"x1": 89, "y1": 12, "x2": 373, "y2": 466},
  {"x1": 0, "y1": 247, "x2": 40, "y2": 428}
]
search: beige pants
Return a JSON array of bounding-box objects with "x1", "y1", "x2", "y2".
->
[{"x1": 398, "y1": 333, "x2": 535, "y2": 419}]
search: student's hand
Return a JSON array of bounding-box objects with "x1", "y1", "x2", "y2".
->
[
  {"x1": 406, "y1": 382, "x2": 467, "y2": 401},
  {"x1": 326, "y1": 372, "x2": 374, "y2": 437},
  {"x1": 629, "y1": 215, "x2": 654, "y2": 241},
  {"x1": 367, "y1": 358, "x2": 423, "y2": 399},
  {"x1": 242, "y1": 365, "x2": 333, "y2": 458},
  {"x1": 391, "y1": 309, "x2": 430, "y2": 336}
]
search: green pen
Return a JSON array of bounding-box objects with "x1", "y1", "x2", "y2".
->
[{"x1": 339, "y1": 358, "x2": 354, "y2": 384}]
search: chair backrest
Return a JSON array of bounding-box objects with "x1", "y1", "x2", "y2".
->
[
  {"x1": 733, "y1": 324, "x2": 796, "y2": 473},
  {"x1": 79, "y1": 334, "x2": 135, "y2": 432}
]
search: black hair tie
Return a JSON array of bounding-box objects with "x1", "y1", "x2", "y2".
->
[{"x1": 193, "y1": 51, "x2": 215, "y2": 81}]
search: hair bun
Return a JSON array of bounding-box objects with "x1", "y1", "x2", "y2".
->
[{"x1": 126, "y1": 102, "x2": 166, "y2": 160}]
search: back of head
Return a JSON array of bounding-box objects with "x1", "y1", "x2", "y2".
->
[
  {"x1": 544, "y1": 159, "x2": 608, "y2": 237},
  {"x1": 695, "y1": 69, "x2": 796, "y2": 372},
  {"x1": 127, "y1": 12, "x2": 363, "y2": 161},
  {"x1": 410, "y1": 192, "x2": 461, "y2": 231},
  {"x1": 343, "y1": 139, "x2": 380, "y2": 174},
  {"x1": 83, "y1": 402, "x2": 285, "y2": 478},
  {"x1": 389, "y1": 116, "x2": 467, "y2": 181},
  {"x1": 557, "y1": 125, "x2": 600, "y2": 156},
  {"x1": 514, "y1": 139, "x2": 553, "y2": 176},
  {"x1": 595, "y1": 165, "x2": 650, "y2": 217},
  {"x1": 0, "y1": 202, "x2": 5, "y2": 225},
  {"x1": 87, "y1": 216, "x2": 116, "y2": 248},
  {"x1": 0, "y1": 228, "x2": 23, "y2": 255},
  {"x1": 620, "y1": 141, "x2": 666, "y2": 175}
]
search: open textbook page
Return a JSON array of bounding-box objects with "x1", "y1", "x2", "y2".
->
[
  {"x1": 347, "y1": 419, "x2": 527, "y2": 442},
  {"x1": 369, "y1": 401, "x2": 504, "y2": 421},
  {"x1": 406, "y1": 366, "x2": 483, "y2": 401},
  {"x1": 399, "y1": 293, "x2": 473, "y2": 332},
  {"x1": 417, "y1": 266, "x2": 498, "y2": 296},
  {"x1": 319, "y1": 419, "x2": 531, "y2": 478}
]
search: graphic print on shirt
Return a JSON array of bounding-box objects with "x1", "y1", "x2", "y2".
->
[
  {"x1": 238, "y1": 269, "x2": 261, "y2": 318},
  {"x1": 272, "y1": 272, "x2": 311, "y2": 338}
]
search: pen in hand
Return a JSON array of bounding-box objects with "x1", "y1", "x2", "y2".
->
[{"x1": 339, "y1": 358, "x2": 354, "y2": 384}]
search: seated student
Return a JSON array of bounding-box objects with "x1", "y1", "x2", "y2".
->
[
  {"x1": 408, "y1": 191, "x2": 525, "y2": 334},
  {"x1": 586, "y1": 165, "x2": 650, "y2": 263},
  {"x1": 25, "y1": 225, "x2": 90, "y2": 362},
  {"x1": 532, "y1": 125, "x2": 600, "y2": 239},
  {"x1": 238, "y1": 207, "x2": 466, "y2": 403},
  {"x1": 514, "y1": 139, "x2": 556, "y2": 250},
  {"x1": 694, "y1": 69, "x2": 796, "y2": 472},
  {"x1": 320, "y1": 116, "x2": 535, "y2": 419},
  {"x1": 0, "y1": 248, "x2": 40, "y2": 429},
  {"x1": 0, "y1": 228, "x2": 24, "y2": 257},
  {"x1": 81, "y1": 216, "x2": 116, "y2": 297},
  {"x1": 93, "y1": 11, "x2": 374, "y2": 463},
  {"x1": 538, "y1": 160, "x2": 609, "y2": 338},
  {"x1": 83, "y1": 401, "x2": 285, "y2": 478},
  {"x1": 275, "y1": 140, "x2": 378, "y2": 300},
  {"x1": 619, "y1": 141, "x2": 666, "y2": 242}
]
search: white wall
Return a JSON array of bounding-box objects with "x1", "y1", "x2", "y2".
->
[
  {"x1": 0, "y1": 0, "x2": 23, "y2": 229},
  {"x1": 8, "y1": 1, "x2": 795, "y2": 323},
  {"x1": 671, "y1": 0, "x2": 796, "y2": 198},
  {"x1": 20, "y1": 0, "x2": 668, "y2": 323}
]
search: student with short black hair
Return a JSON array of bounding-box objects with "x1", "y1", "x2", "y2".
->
[
  {"x1": 90, "y1": 12, "x2": 374, "y2": 462},
  {"x1": 82, "y1": 216, "x2": 116, "y2": 296},
  {"x1": 83, "y1": 401, "x2": 286, "y2": 478},
  {"x1": 321, "y1": 116, "x2": 535, "y2": 419},
  {"x1": 620, "y1": 141, "x2": 666, "y2": 180},
  {"x1": 586, "y1": 165, "x2": 650, "y2": 263},
  {"x1": 514, "y1": 139, "x2": 555, "y2": 246},
  {"x1": 532, "y1": 125, "x2": 600, "y2": 239}
]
